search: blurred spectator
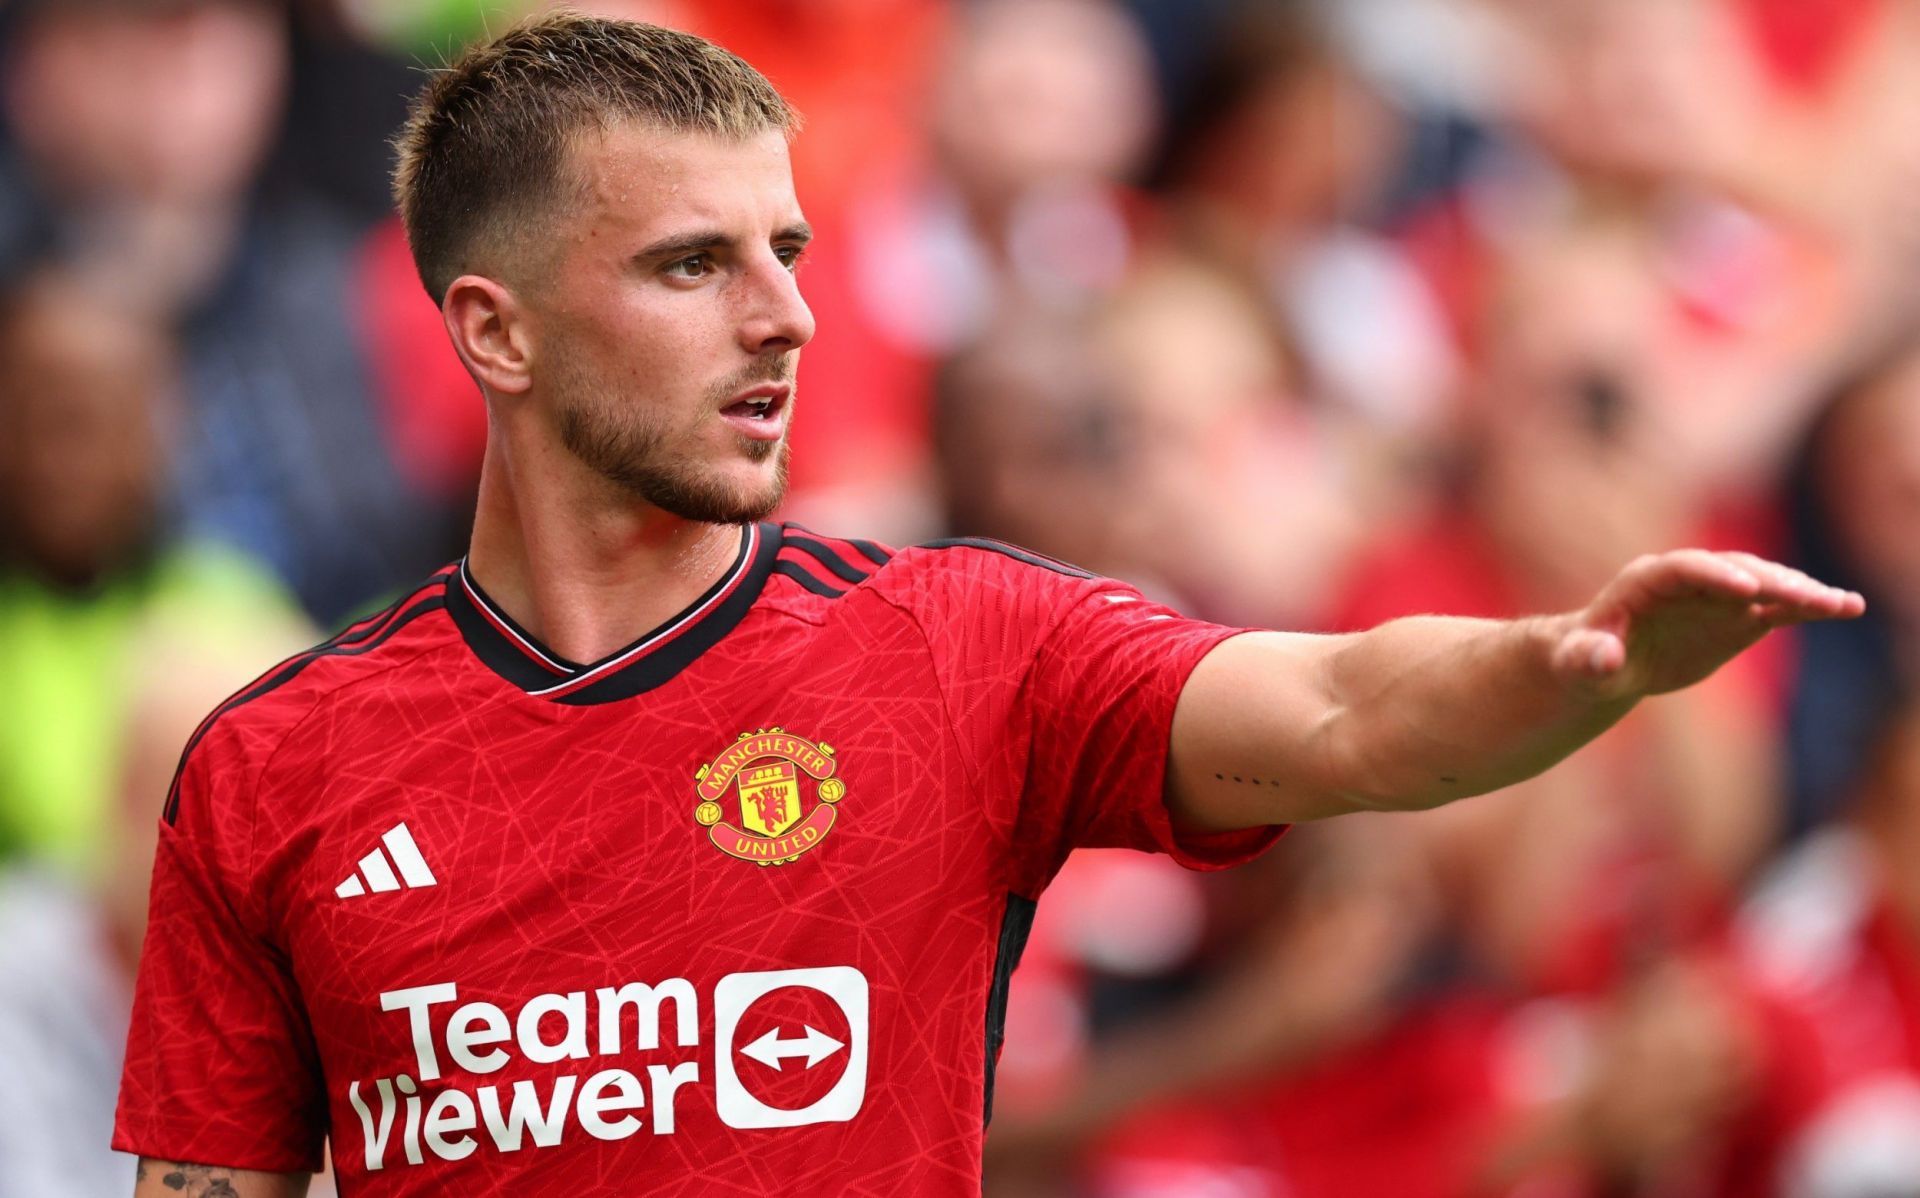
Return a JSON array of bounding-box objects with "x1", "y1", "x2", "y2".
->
[
  {"x1": 0, "y1": 275, "x2": 307, "y2": 883},
  {"x1": 0, "y1": 871, "x2": 137, "y2": 1196},
  {"x1": 3, "y1": 0, "x2": 473, "y2": 623},
  {"x1": 1150, "y1": 3, "x2": 1459, "y2": 448},
  {"x1": 905, "y1": 0, "x2": 1157, "y2": 345},
  {"x1": 0, "y1": 577, "x2": 312, "y2": 1198},
  {"x1": 0, "y1": 273, "x2": 312, "y2": 1192},
  {"x1": 3, "y1": 0, "x2": 288, "y2": 316},
  {"x1": 934, "y1": 308, "x2": 1144, "y2": 578},
  {"x1": 1091, "y1": 261, "x2": 1373, "y2": 629},
  {"x1": 1714, "y1": 691, "x2": 1920, "y2": 1197},
  {"x1": 1454, "y1": 0, "x2": 1880, "y2": 499},
  {"x1": 1782, "y1": 335, "x2": 1920, "y2": 835},
  {"x1": 935, "y1": 270, "x2": 1371, "y2": 631},
  {"x1": 813, "y1": 0, "x2": 1157, "y2": 541},
  {"x1": 1492, "y1": 0, "x2": 1757, "y2": 189},
  {"x1": 1793, "y1": 339, "x2": 1920, "y2": 669},
  {"x1": 1080, "y1": 2, "x2": 1455, "y2": 628},
  {"x1": 987, "y1": 818, "x2": 1453, "y2": 1198}
]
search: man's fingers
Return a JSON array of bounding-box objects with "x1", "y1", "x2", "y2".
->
[
  {"x1": 1719, "y1": 551, "x2": 1862, "y2": 613},
  {"x1": 1749, "y1": 593, "x2": 1866, "y2": 626},
  {"x1": 1719, "y1": 552, "x2": 1825, "y2": 601},
  {"x1": 1625, "y1": 550, "x2": 1865, "y2": 621},
  {"x1": 1628, "y1": 550, "x2": 1760, "y2": 602}
]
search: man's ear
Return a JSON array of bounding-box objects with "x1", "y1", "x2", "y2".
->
[{"x1": 443, "y1": 274, "x2": 533, "y2": 396}]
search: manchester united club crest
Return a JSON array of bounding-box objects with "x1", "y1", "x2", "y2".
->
[{"x1": 694, "y1": 728, "x2": 845, "y2": 866}]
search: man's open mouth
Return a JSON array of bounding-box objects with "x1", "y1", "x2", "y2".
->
[{"x1": 720, "y1": 384, "x2": 791, "y2": 441}]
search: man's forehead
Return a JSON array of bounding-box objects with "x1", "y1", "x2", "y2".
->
[{"x1": 565, "y1": 123, "x2": 799, "y2": 229}]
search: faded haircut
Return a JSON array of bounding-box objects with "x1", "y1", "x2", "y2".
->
[{"x1": 392, "y1": 10, "x2": 797, "y2": 302}]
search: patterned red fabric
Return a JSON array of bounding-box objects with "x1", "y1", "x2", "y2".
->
[{"x1": 115, "y1": 524, "x2": 1278, "y2": 1193}]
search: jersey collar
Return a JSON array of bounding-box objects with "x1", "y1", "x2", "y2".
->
[{"x1": 446, "y1": 522, "x2": 780, "y2": 705}]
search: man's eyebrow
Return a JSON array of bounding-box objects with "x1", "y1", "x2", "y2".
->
[
  {"x1": 634, "y1": 230, "x2": 732, "y2": 262},
  {"x1": 635, "y1": 223, "x2": 814, "y2": 263}
]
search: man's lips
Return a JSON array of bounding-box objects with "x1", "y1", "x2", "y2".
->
[
  {"x1": 719, "y1": 382, "x2": 791, "y2": 441},
  {"x1": 723, "y1": 382, "x2": 790, "y2": 410}
]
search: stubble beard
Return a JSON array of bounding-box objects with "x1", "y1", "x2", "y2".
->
[{"x1": 554, "y1": 363, "x2": 793, "y2": 525}]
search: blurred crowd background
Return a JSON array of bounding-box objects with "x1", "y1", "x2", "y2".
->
[{"x1": 3, "y1": 0, "x2": 1920, "y2": 1194}]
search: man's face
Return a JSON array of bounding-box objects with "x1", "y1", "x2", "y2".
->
[
  {"x1": 522, "y1": 123, "x2": 815, "y2": 523},
  {"x1": 0, "y1": 289, "x2": 174, "y2": 585}
]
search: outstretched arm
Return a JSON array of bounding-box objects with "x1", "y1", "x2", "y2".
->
[
  {"x1": 1167, "y1": 549, "x2": 1864, "y2": 830},
  {"x1": 134, "y1": 1160, "x2": 309, "y2": 1198}
]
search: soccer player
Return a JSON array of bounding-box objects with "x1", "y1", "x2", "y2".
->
[{"x1": 113, "y1": 13, "x2": 1864, "y2": 1197}]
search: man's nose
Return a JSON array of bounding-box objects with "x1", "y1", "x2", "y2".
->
[{"x1": 738, "y1": 256, "x2": 815, "y2": 356}]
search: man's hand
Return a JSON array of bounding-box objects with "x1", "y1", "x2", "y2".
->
[{"x1": 1546, "y1": 549, "x2": 1865, "y2": 700}]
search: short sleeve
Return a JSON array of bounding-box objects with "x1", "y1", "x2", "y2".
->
[
  {"x1": 1008, "y1": 583, "x2": 1283, "y2": 894},
  {"x1": 113, "y1": 740, "x2": 327, "y2": 1172}
]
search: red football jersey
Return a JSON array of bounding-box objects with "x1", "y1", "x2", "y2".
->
[{"x1": 115, "y1": 524, "x2": 1280, "y2": 1194}]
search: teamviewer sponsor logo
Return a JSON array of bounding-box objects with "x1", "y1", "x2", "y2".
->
[
  {"x1": 349, "y1": 967, "x2": 870, "y2": 1170},
  {"x1": 713, "y1": 967, "x2": 867, "y2": 1129}
]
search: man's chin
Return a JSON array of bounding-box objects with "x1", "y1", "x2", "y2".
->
[
  {"x1": 706, "y1": 477, "x2": 786, "y2": 525},
  {"x1": 613, "y1": 445, "x2": 788, "y2": 525}
]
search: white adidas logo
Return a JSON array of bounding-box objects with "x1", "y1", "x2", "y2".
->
[{"x1": 336, "y1": 823, "x2": 437, "y2": 899}]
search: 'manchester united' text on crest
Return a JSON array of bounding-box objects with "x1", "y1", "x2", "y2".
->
[{"x1": 694, "y1": 729, "x2": 845, "y2": 865}]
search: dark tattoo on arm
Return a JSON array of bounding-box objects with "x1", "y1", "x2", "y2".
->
[
  {"x1": 1213, "y1": 772, "x2": 1285, "y2": 788},
  {"x1": 155, "y1": 1164, "x2": 241, "y2": 1197}
]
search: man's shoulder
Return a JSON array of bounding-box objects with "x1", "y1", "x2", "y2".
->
[
  {"x1": 768, "y1": 527, "x2": 1116, "y2": 678},
  {"x1": 165, "y1": 567, "x2": 459, "y2": 823},
  {"x1": 777, "y1": 524, "x2": 1096, "y2": 606},
  {"x1": 895, "y1": 536, "x2": 1097, "y2": 584}
]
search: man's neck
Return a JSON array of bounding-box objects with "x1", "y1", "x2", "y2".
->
[{"x1": 466, "y1": 438, "x2": 746, "y2": 666}]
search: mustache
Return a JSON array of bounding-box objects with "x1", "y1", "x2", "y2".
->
[{"x1": 706, "y1": 356, "x2": 797, "y2": 404}]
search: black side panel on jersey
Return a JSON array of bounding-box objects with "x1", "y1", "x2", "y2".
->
[
  {"x1": 919, "y1": 537, "x2": 1095, "y2": 579},
  {"x1": 162, "y1": 582, "x2": 451, "y2": 824},
  {"x1": 984, "y1": 892, "x2": 1039, "y2": 1127}
]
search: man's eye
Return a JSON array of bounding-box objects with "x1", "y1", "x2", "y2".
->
[
  {"x1": 665, "y1": 255, "x2": 711, "y2": 280},
  {"x1": 775, "y1": 245, "x2": 807, "y2": 271}
]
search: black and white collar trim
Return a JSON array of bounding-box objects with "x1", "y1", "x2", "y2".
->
[{"x1": 446, "y1": 523, "x2": 780, "y2": 705}]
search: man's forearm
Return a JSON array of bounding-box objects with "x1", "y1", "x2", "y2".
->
[
  {"x1": 1322, "y1": 613, "x2": 1636, "y2": 812},
  {"x1": 133, "y1": 1159, "x2": 310, "y2": 1198},
  {"x1": 1168, "y1": 615, "x2": 1637, "y2": 829}
]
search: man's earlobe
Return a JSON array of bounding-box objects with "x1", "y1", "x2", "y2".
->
[{"x1": 444, "y1": 275, "x2": 534, "y2": 396}]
